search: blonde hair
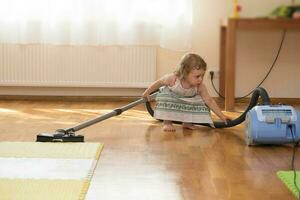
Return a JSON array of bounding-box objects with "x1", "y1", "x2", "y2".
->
[{"x1": 174, "y1": 53, "x2": 207, "y2": 79}]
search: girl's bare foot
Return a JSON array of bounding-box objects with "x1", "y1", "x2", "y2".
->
[
  {"x1": 163, "y1": 121, "x2": 176, "y2": 132},
  {"x1": 183, "y1": 123, "x2": 198, "y2": 130}
]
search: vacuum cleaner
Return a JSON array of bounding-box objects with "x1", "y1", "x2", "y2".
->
[
  {"x1": 36, "y1": 92, "x2": 158, "y2": 142},
  {"x1": 36, "y1": 87, "x2": 300, "y2": 145},
  {"x1": 245, "y1": 105, "x2": 300, "y2": 145}
]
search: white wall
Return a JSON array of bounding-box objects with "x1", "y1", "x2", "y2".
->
[
  {"x1": 158, "y1": 0, "x2": 300, "y2": 98},
  {"x1": 157, "y1": 0, "x2": 230, "y2": 96},
  {"x1": 1, "y1": 0, "x2": 299, "y2": 97}
]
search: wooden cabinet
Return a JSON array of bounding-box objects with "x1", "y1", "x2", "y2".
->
[{"x1": 220, "y1": 18, "x2": 300, "y2": 110}]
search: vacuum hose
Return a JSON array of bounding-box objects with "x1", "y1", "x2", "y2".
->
[{"x1": 145, "y1": 87, "x2": 270, "y2": 128}]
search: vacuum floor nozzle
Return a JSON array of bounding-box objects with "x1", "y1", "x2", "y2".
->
[{"x1": 36, "y1": 132, "x2": 84, "y2": 142}]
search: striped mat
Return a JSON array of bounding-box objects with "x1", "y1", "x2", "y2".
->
[{"x1": 0, "y1": 142, "x2": 103, "y2": 200}]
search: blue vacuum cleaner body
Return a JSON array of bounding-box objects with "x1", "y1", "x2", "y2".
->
[{"x1": 245, "y1": 105, "x2": 300, "y2": 145}]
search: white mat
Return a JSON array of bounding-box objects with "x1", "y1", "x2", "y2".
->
[{"x1": 0, "y1": 158, "x2": 94, "y2": 180}]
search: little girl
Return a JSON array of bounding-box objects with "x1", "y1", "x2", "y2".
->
[{"x1": 142, "y1": 53, "x2": 229, "y2": 132}]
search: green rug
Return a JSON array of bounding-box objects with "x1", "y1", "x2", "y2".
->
[{"x1": 277, "y1": 171, "x2": 300, "y2": 198}]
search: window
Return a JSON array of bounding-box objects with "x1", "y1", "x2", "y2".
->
[{"x1": 0, "y1": 0, "x2": 192, "y2": 50}]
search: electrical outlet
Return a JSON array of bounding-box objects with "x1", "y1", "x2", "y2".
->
[
  {"x1": 208, "y1": 69, "x2": 219, "y2": 79},
  {"x1": 209, "y1": 71, "x2": 214, "y2": 79}
]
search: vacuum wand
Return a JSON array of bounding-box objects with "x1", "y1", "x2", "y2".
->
[
  {"x1": 68, "y1": 93, "x2": 156, "y2": 132},
  {"x1": 36, "y1": 92, "x2": 158, "y2": 142}
]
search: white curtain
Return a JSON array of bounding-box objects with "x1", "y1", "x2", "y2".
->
[{"x1": 0, "y1": 0, "x2": 192, "y2": 51}]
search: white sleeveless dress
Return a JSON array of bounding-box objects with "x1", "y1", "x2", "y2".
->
[{"x1": 154, "y1": 79, "x2": 213, "y2": 124}]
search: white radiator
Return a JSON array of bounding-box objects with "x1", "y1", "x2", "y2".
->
[{"x1": 0, "y1": 44, "x2": 156, "y2": 88}]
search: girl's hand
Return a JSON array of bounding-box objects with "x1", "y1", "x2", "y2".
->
[
  {"x1": 142, "y1": 91, "x2": 151, "y2": 102},
  {"x1": 223, "y1": 115, "x2": 232, "y2": 125},
  {"x1": 221, "y1": 115, "x2": 231, "y2": 125}
]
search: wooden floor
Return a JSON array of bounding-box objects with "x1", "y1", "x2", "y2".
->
[{"x1": 0, "y1": 99, "x2": 299, "y2": 200}]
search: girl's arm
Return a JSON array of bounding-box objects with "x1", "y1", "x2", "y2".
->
[
  {"x1": 142, "y1": 74, "x2": 177, "y2": 101},
  {"x1": 198, "y1": 83, "x2": 228, "y2": 122}
]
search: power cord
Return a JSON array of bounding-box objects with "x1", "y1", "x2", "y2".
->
[
  {"x1": 289, "y1": 124, "x2": 300, "y2": 199},
  {"x1": 210, "y1": 71, "x2": 224, "y2": 98},
  {"x1": 210, "y1": 29, "x2": 286, "y2": 100}
]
